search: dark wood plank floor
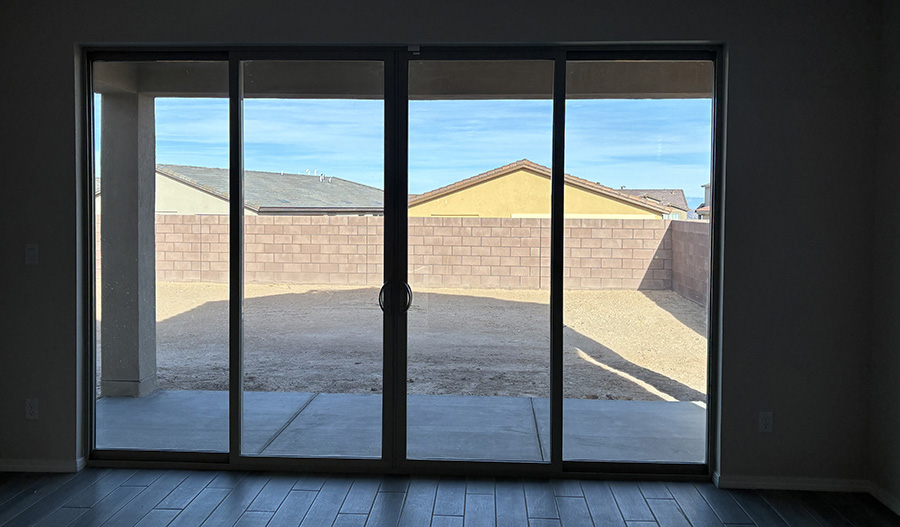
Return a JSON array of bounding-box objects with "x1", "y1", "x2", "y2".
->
[{"x1": 0, "y1": 469, "x2": 897, "y2": 527}]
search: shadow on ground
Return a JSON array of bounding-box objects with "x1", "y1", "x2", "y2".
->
[{"x1": 97, "y1": 286, "x2": 708, "y2": 402}]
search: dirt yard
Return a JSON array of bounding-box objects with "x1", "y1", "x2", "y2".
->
[{"x1": 97, "y1": 283, "x2": 708, "y2": 402}]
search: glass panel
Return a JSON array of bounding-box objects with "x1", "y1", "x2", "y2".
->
[
  {"x1": 407, "y1": 60, "x2": 553, "y2": 462},
  {"x1": 563, "y1": 60, "x2": 713, "y2": 463},
  {"x1": 240, "y1": 60, "x2": 385, "y2": 458},
  {"x1": 93, "y1": 60, "x2": 230, "y2": 451}
]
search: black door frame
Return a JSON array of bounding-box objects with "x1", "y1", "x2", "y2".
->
[{"x1": 83, "y1": 45, "x2": 724, "y2": 479}]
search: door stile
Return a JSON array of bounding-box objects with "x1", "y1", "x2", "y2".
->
[
  {"x1": 228, "y1": 53, "x2": 245, "y2": 464},
  {"x1": 385, "y1": 51, "x2": 410, "y2": 468},
  {"x1": 549, "y1": 53, "x2": 567, "y2": 469}
]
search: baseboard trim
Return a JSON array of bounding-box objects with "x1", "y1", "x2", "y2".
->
[
  {"x1": 0, "y1": 457, "x2": 85, "y2": 473},
  {"x1": 715, "y1": 474, "x2": 870, "y2": 492},
  {"x1": 868, "y1": 483, "x2": 900, "y2": 517}
]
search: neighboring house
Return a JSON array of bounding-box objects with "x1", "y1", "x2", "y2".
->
[
  {"x1": 95, "y1": 161, "x2": 685, "y2": 219},
  {"x1": 408, "y1": 159, "x2": 675, "y2": 219},
  {"x1": 696, "y1": 183, "x2": 712, "y2": 221},
  {"x1": 95, "y1": 165, "x2": 384, "y2": 215},
  {"x1": 619, "y1": 188, "x2": 691, "y2": 220}
]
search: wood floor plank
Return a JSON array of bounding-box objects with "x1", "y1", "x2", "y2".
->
[
  {"x1": 639, "y1": 482, "x2": 671, "y2": 500},
  {"x1": 556, "y1": 496, "x2": 593, "y2": 527},
  {"x1": 268, "y1": 490, "x2": 317, "y2": 527},
  {"x1": 365, "y1": 492, "x2": 405, "y2": 527},
  {"x1": 524, "y1": 480, "x2": 559, "y2": 519},
  {"x1": 0, "y1": 475, "x2": 42, "y2": 509},
  {"x1": 334, "y1": 513, "x2": 368, "y2": 527},
  {"x1": 854, "y1": 493, "x2": 900, "y2": 526},
  {"x1": 581, "y1": 480, "x2": 626, "y2": 527},
  {"x1": 529, "y1": 520, "x2": 562, "y2": 527},
  {"x1": 0, "y1": 472, "x2": 79, "y2": 525},
  {"x1": 122, "y1": 470, "x2": 164, "y2": 487},
  {"x1": 625, "y1": 522, "x2": 659, "y2": 527},
  {"x1": 464, "y1": 493, "x2": 495, "y2": 527},
  {"x1": 610, "y1": 482, "x2": 654, "y2": 522},
  {"x1": 551, "y1": 480, "x2": 583, "y2": 498},
  {"x1": 340, "y1": 477, "x2": 382, "y2": 514},
  {"x1": 646, "y1": 499, "x2": 690, "y2": 527},
  {"x1": 397, "y1": 478, "x2": 437, "y2": 527},
  {"x1": 827, "y1": 492, "x2": 897, "y2": 527},
  {"x1": 466, "y1": 478, "x2": 495, "y2": 495},
  {"x1": 729, "y1": 489, "x2": 789, "y2": 526},
  {"x1": 794, "y1": 491, "x2": 854, "y2": 527},
  {"x1": 495, "y1": 479, "x2": 528, "y2": 527},
  {"x1": 33, "y1": 506, "x2": 88, "y2": 527},
  {"x1": 760, "y1": 490, "x2": 823, "y2": 526},
  {"x1": 431, "y1": 516, "x2": 464, "y2": 527},
  {"x1": 208, "y1": 471, "x2": 247, "y2": 489},
  {"x1": 67, "y1": 486, "x2": 144, "y2": 527},
  {"x1": 64, "y1": 470, "x2": 136, "y2": 508},
  {"x1": 234, "y1": 510, "x2": 274, "y2": 527},
  {"x1": 168, "y1": 487, "x2": 231, "y2": 527},
  {"x1": 378, "y1": 476, "x2": 410, "y2": 493},
  {"x1": 693, "y1": 483, "x2": 752, "y2": 524},
  {"x1": 247, "y1": 474, "x2": 297, "y2": 512},
  {"x1": 292, "y1": 475, "x2": 328, "y2": 491},
  {"x1": 665, "y1": 482, "x2": 724, "y2": 527},
  {"x1": 1, "y1": 468, "x2": 110, "y2": 527},
  {"x1": 155, "y1": 471, "x2": 218, "y2": 510},
  {"x1": 100, "y1": 471, "x2": 191, "y2": 527},
  {"x1": 134, "y1": 509, "x2": 181, "y2": 527},
  {"x1": 200, "y1": 473, "x2": 269, "y2": 526},
  {"x1": 434, "y1": 478, "x2": 467, "y2": 517},
  {"x1": 298, "y1": 476, "x2": 354, "y2": 527}
]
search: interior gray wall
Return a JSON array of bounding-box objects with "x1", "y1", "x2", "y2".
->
[
  {"x1": 871, "y1": 0, "x2": 900, "y2": 506},
  {"x1": 0, "y1": 0, "x2": 890, "y2": 498}
]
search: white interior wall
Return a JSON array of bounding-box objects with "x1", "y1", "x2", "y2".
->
[{"x1": 0, "y1": 0, "x2": 891, "y2": 504}]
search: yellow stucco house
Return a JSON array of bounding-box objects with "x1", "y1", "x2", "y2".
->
[{"x1": 408, "y1": 159, "x2": 677, "y2": 219}]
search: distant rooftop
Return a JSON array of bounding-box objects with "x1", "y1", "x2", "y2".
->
[
  {"x1": 157, "y1": 165, "x2": 384, "y2": 213},
  {"x1": 618, "y1": 188, "x2": 690, "y2": 211}
]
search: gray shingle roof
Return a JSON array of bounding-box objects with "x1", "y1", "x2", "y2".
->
[
  {"x1": 618, "y1": 188, "x2": 689, "y2": 211},
  {"x1": 156, "y1": 165, "x2": 383, "y2": 212}
]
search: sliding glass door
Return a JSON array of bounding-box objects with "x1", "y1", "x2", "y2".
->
[
  {"x1": 88, "y1": 48, "x2": 719, "y2": 475},
  {"x1": 406, "y1": 59, "x2": 554, "y2": 462},
  {"x1": 239, "y1": 60, "x2": 386, "y2": 459}
]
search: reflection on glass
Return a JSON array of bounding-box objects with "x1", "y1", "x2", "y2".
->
[
  {"x1": 93, "y1": 61, "x2": 230, "y2": 452},
  {"x1": 407, "y1": 60, "x2": 553, "y2": 462},
  {"x1": 562, "y1": 60, "x2": 713, "y2": 463},
  {"x1": 241, "y1": 61, "x2": 385, "y2": 458}
]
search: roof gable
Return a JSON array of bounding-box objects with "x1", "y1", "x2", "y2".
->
[{"x1": 408, "y1": 159, "x2": 673, "y2": 214}]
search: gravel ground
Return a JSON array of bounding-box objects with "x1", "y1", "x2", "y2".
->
[{"x1": 98, "y1": 282, "x2": 708, "y2": 402}]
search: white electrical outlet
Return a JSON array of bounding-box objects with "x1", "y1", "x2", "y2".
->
[
  {"x1": 25, "y1": 399, "x2": 39, "y2": 420},
  {"x1": 759, "y1": 410, "x2": 773, "y2": 433}
]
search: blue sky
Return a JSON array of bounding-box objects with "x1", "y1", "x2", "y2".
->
[{"x1": 96, "y1": 95, "x2": 712, "y2": 198}]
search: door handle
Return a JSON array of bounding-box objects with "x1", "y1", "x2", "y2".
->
[
  {"x1": 378, "y1": 282, "x2": 412, "y2": 314},
  {"x1": 378, "y1": 282, "x2": 388, "y2": 313},
  {"x1": 403, "y1": 282, "x2": 413, "y2": 313}
]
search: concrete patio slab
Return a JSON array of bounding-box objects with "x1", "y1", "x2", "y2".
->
[
  {"x1": 96, "y1": 390, "x2": 706, "y2": 464},
  {"x1": 532, "y1": 398, "x2": 706, "y2": 463},
  {"x1": 262, "y1": 393, "x2": 382, "y2": 458},
  {"x1": 96, "y1": 390, "x2": 228, "y2": 452},
  {"x1": 407, "y1": 394, "x2": 544, "y2": 462}
]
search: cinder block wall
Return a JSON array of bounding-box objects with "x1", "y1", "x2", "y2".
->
[
  {"x1": 95, "y1": 215, "x2": 709, "y2": 292},
  {"x1": 671, "y1": 220, "x2": 710, "y2": 305}
]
